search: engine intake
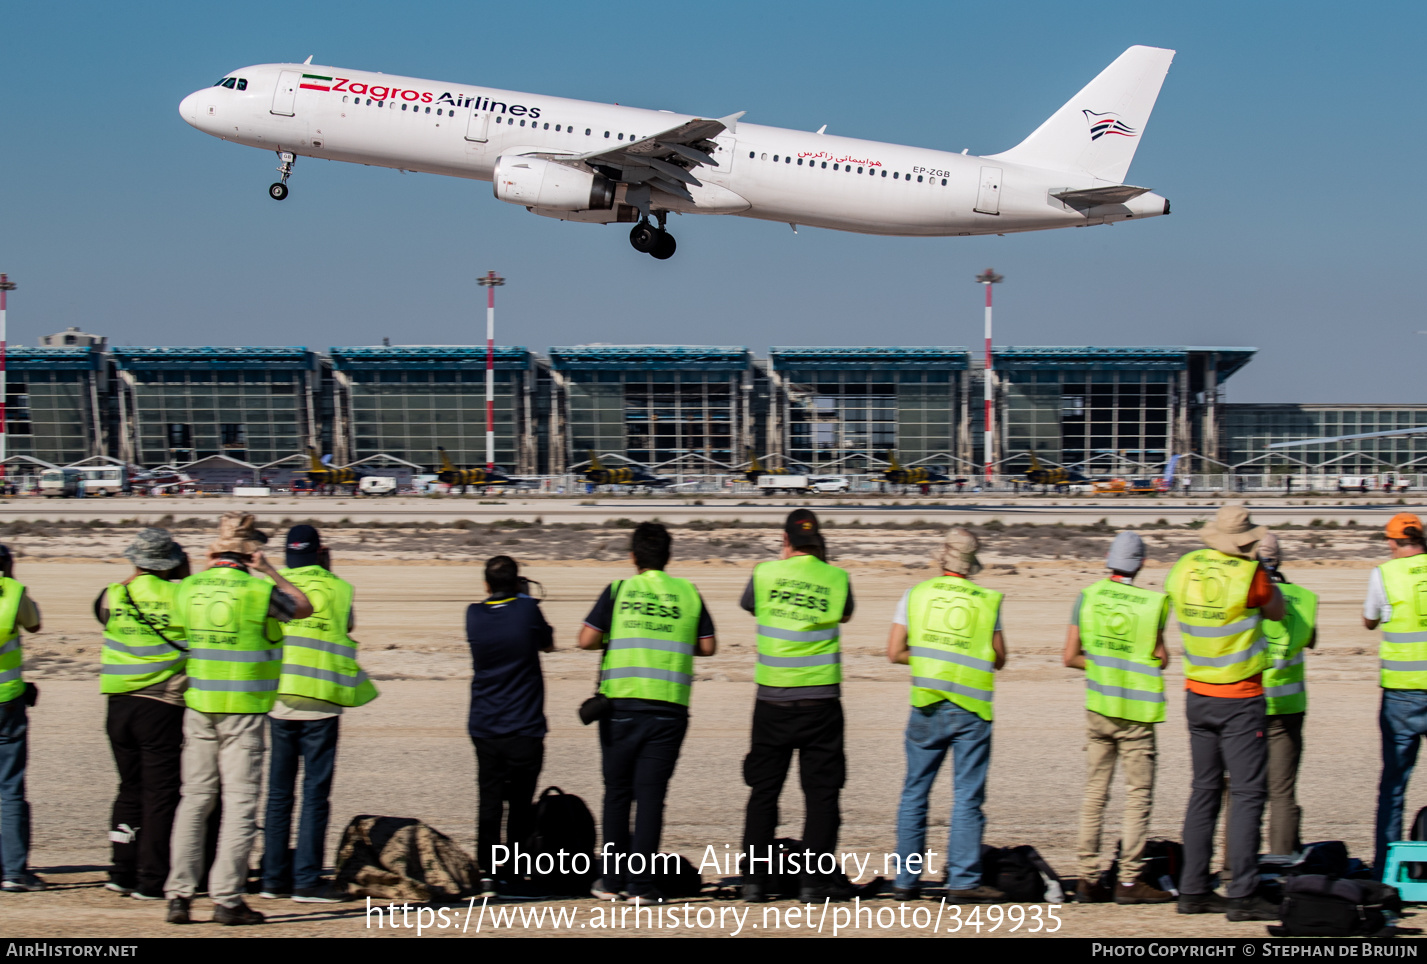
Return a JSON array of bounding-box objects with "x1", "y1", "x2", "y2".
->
[{"x1": 493, "y1": 156, "x2": 615, "y2": 211}]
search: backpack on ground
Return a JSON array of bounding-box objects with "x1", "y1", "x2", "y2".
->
[
  {"x1": 980, "y1": 845, "x2": 1049, "y2": 902},
  {"x1": 1136, "y1": 837, "x2": 1184, "y2": 894},
  {"x1": 1267, "y1": 875, "x2": 1401, "y2": 938},
  {"x1": 518, "y1": 786, "x2": 597, "y2": 896},
  {"x1": 651, "y1": 854, "x2": 703, "y2": 898},
  {"x1": 333, "y1": 815, "x2": 478, "y2": 902}
]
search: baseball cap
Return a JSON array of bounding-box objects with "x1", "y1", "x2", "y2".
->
[
  {"x1": 784, "y1": 508, "x2": 821, "y2": 549},
  {"x1": 285, "y1": 524, "x2": 324, "y2": 568},
  {"x1": 1386, "y1": 513, "x2": 1423, "y2": 540}
]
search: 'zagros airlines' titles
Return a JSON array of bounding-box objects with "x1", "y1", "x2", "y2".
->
[
  {"x1": 301, "y1": 73, "x2": 542, "y2": 118},
  {"x1": 797, "y1": 151, "x2": 883, "y2": 167}
]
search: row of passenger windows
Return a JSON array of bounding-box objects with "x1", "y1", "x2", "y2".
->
[
  {"x1": 749, "y1": 150, "x2": 946, "y2": 184},
  {"x1": 337, "y1": 95, "x2": 641, "y2": 140},
  {"x1": 214, "y1": 77, "x2": 248, "y2": 90}
]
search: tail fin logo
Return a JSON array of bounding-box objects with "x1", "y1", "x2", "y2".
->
[{"x1": 1082, "y1": 110, "x2": 1138, "y2": 141}]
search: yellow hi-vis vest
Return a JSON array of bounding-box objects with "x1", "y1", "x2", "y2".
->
[
  {"x1": 1377, "y1": 554, "x2": 1427, "y2": 689},
  {"x1": 276, "y1": 566, "x2": 377, "y2": 707},
  {"x1": 1263, "y1": 582, "x2": 1316, "y2": 715},
  {"x1": 598, "y1": 571, "x2": 702, "y2": 707},
  {"x1": 176, "y1": 566, "x2": 282, "y2": 714},
  {"x1": 101, "y1": 575, "x2": 187, "y2": 695},
  {"x1": 1166, "y1": 549, "x2": 1267, "y2": 685},
  {"x1": 1078, "y1": 578, "x2": 1168, "y2": 724},
  {"x1": 0, "y1": 578, "x2": 26, "y2": 704},
  {"x1": 753, "y1": 554, "x2": 850, "y2": 688},
  {"x1": 906, "y1": 575, "x2": 1002, "y2": 721}
]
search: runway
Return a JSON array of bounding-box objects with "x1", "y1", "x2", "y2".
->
[{"x1": 1, "y1": 495, "x2": 1419, "y2": 527}]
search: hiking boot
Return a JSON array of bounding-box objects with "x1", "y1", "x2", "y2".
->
[
  {"x1": 166, "y1": 897, "x2": 192, "y2": 925},
  {"x1": 293, "y1": 884, "x2": 351, "y2": 903},
  {"x1": 799, "y1": 877, "x2": 857, "y2": 902},
  {"x1": 1226, "y1": 895, "x2": 1281, "y2": 922},
  {"x1": 741, "y1": 881, "x2": 768, "y2": 903},
  {"x1": 893, "y1": 885, "x2": 922, "y2": 902},
  {"x1": 1, "y1": 875, "x2": 46, "y2": 892},
  {"x1": 1076, "y1": 878, "x2": 1112, "y2": 903},
  {"x1": 1115, "y1": 880, "x2": 1176, "y2": 904},
  {"x1": 213, "y1": 899, "x2": 265, "y2": 925},
  {"x1": 590, "y1": 878, "x2": 624, "y2": 901},
  {"x1": 1177, "y1": 891, "x2": 1228, "y2": 915},
  {"x1": 946, "y1": 884, "x2": 1005, "y2": 904}
]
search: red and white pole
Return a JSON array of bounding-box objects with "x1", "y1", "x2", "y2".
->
[
  {"x1": 976, "y1": 268, "x2": 1003, "y2": 487},
  {"x1": 0, "y1": 274, "x2": 13, "y2": 485},
  {"x1": 476, "y1": 270, "x2": 505, "y2": 473}
]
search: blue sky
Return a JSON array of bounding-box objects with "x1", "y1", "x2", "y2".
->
[{"x1": 1, "y1": 0, "x2": 1422, "y2": 402}]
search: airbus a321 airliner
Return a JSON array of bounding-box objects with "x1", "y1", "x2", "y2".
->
[{"x1": 179, "y1": 46, "x2": 1173, "y2": 260}]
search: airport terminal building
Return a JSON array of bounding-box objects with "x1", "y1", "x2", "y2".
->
[{"x1": 7, "y1": 338, "x2": 1425, "y2": 485}]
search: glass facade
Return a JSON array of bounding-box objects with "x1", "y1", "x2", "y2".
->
[
  {"x1": 1223, "y1": 404, "x2": 1427, "y2": 475},
  {"x1": 4, "y1": 348, "x2": 104, "y2": 466}
]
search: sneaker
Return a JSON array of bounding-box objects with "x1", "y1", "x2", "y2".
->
[
  {"x1": 1, "y1": 875, "x2": 47, "y2": 892},
  {"x1": 946, "y1": 884, "x2": 1005, "y2": 904},
  {"x1": 213, "y1": 898, "x2": 265, "y2": 925},
  {"x1": 258, "y1": 889, "x2": 292, "y2": 900},
  {"x1": 1115, "y1": 880, "x2": 1176, "y2": 904},
  {"x1": 626, "y1": 887, "x2": 666, "y2": 903},
  {"x1": 893, "y1": 885, "x2": 922, "y2": 902},
  {"x1": 166, "y1": 897, "x2": 192, "y2": 925},
  {"x1": 1177, "y1": 891, "x2": 1229, "y2": 915},
  {"x1": 1226, "y1": 894, "x2": 1281, "y2": 922},
  {"x1": 741, "y1": 881, "x2": 768, "y2": 903},
  {"x1": 1076, "y1": 878, "x2": 1112, "y2": 903},
  {"x1": 799, "y1": 877, "x2": 857, "y2": 902},
  {"x1": 590, "y1": 878, "x2": 624, "y2": 901},
  {"x1": 293, "y1": 884, "x2": 351, "y2": 904},
  {"x1": 131, "y1": 890, "x2": 166, "y2": 901},
  {"x1": 105, "y1": 881, "x2": 136, "y2": 896}
]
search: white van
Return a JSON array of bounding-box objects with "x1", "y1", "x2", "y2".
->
[{"x1": 39, "y1": 468, "x2": 83, "y2": 498}]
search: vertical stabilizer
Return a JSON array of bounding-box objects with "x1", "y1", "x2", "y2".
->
[{"x1": 988, "y1": 45, "x2": 1174, "y2": 183}]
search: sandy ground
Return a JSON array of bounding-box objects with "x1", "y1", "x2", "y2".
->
[{"x1": 0, "y1": 533, "x2": 1420, "y2": 939}]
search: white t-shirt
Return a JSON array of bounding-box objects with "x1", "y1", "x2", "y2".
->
[
  {"x1": 1364, "y1": 567, "x2": 1392, "y2": 624},
  {"x1": 894, "y1": 587, "x2": 1003, "y2": 630}
]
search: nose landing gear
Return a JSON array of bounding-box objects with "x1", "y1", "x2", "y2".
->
[
  {"x1": 628, "y1": 213, "x2": 677, "y2": 260},
  {"x1": 269, "y1": 152, "x2": 295, "y2": 200}
]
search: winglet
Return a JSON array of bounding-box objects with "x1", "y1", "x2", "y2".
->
[{"x1": 717, "y1": 111, "x2": 746, "y2": 134}]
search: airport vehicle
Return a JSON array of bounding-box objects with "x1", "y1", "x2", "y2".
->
[
  {"x1": 757, "y1": 474, "x2": 850, "y2": 496},
  {"x1": 435, "y1": 446, "x2": 514, "y2": 491},
  {"x1": 300, "y1": 449, "x2": 365, "y2": 493},
  {"x1": 1337, "y1": 476, "x2": 1377, "y2": 494},
  {"x1": 358, "y1": 475, "x2": 399, "y2": 496},
  {"x1": 875, "y1": 450, "x2": 952, "y2": 490},
  {"x1": 179, "y1": 47, "x2": 1173, "y2": 259},
  {"x1": 582, "y1": 452, "x2": 672, "y2": 488},
  {"x1": 76, "y1": 465, "x2": 129, "y2": 497},
  {"x1": 38, "y1": 468, "x2": 83, "y2": 498}
]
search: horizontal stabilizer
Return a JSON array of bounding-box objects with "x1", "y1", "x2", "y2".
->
[
  {"x1": 1052, "y1": 184, "x2": 1151, "y2": 209},
  {"x1": 989, "y1": 45, "x2": 1174, "y2": 183}
]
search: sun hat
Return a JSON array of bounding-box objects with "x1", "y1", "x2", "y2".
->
[
  {"x1": 937, "y1": 528, "x2": 982, "y2": 577},
  {"x1": 1200, "y1": 504, "x2": 1267, "y2": 558},
  {"x1": 124, "y1": 528, "x2": 185, "y2": 571},
  {"x1": 209, "y1": 511, "x2": 268, "y2": 557}
]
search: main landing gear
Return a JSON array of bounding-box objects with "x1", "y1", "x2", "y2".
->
[
  {"x1": 629, "y1": 216, "x2": 676, "y2": 260},
  {"x1": 269, "y1": 152, "x2": 295, "y2": 200}
]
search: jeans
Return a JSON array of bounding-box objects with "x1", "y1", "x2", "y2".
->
[
  {"x1": 1375, "y1": 689, "x2": 1427, "y2": 875},
  {"x1": 1181, "y1": 691, "x2": 1267, "y2": 899},
  {"x1": 893, "y1": 701, "x2": 992, "y2": 891},
  {"x1": 106, "y1": 695, "x2": 185, "y2": 894},
  {"x1": 473, "y1": 735, "x2": 543, "y2": 876},
  {"x1": 598, "y1": 708, "x2": 687, "y2": 896},
  {"x1": 0, "y1": 699, "x2": 30, "y2": 881},
  {"x1": 261, "y1": 716, "x2": 340, "y2": 892}
]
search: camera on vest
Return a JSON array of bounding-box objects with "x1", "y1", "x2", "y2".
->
[
  {"x1": 924, "y1": 596, "x2": 976, "y2": 639},
  {"x1": 1095, "y1": 603, "x2": 1138, "y2": 642}
]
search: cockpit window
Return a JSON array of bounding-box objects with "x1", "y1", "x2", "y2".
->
[
  {"x1": 221, "y1": 78, "x2": 237, "y2": 89},
  {"x1": 236, "y1": 78, "x2": 247, "y2": 91},
  {"x1": 213, "y1": 78, "x2": 228, "y2": 87}
]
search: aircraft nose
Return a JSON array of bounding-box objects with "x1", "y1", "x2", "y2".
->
[{"x1": 178, "y1": 90, "x2": 202, "y2": 127}]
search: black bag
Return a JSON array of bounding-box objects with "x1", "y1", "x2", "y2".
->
[
  {"x1": 519, "y1": 786, "x2": 597, "y2": 896},
  {"x1": 1267, "y1": 875, "x2": 1400, "y2": 938},
  {"x1": 1137, "y1": 838, "x2": 1184, "y2": 893},
  {"x1": 739, "y1": 838, "x2": 805, "y2": 899},
  {"x1": 651, "y1": 854, "x2": 703, "y2": 898},
  {"x1": 1295, "y1": 840, "x2": 1350, "y2": 878},
  {"x1": 981, "y1": 845, "x2": 1046, "y2": 902},
  {"x1": 578, "y1": 582, "x2": 619, "y2": 726}
]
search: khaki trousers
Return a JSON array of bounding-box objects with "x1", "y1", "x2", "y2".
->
[
  {"x1": 1266, "y1": 712, "x2": 1305, "y2": 855},
  {"x1": 164, "y1": 710, "x2": 266, "y2": 907},
  {"x1": 1078, "y1": 709, "x2": 1157, "y2": 882}
]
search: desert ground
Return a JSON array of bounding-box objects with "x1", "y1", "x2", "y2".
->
[{"x1": 0, "y1": 515, "x2": 1419, "y2": 938}]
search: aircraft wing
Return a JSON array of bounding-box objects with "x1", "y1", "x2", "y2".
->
[
  {"x1": 1269, "y1": 426, "x2": 1427, "y2": 448},
  {"x1": 541, "y1": 112, "x2": 745, "y2": 204}
]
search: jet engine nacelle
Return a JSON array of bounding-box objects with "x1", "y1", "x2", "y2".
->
[{"x1": 493, "y1": 156, "x2": 615, "y2": 211}]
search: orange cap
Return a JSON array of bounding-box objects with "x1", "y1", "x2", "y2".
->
[{"x1": 1386, "y1": 513, "x2": 1423, "y2": 540}]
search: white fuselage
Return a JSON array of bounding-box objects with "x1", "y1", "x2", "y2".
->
[{"x1": 179, "y1": 63, "x2": 1168, "y2": 237}]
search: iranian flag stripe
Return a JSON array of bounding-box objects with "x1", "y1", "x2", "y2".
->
[{"x1": 301, "y1": 73, "x2": 332, "y2": 91}]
